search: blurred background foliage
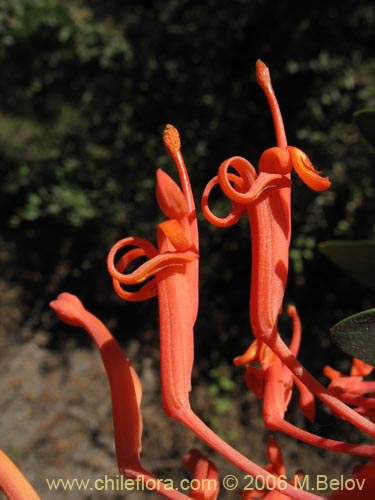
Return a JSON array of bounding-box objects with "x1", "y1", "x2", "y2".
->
[{"x1": 0, "y1": 0, "x2": 374, "y2": 374}]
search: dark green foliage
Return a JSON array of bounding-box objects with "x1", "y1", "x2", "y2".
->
[
  {"x1": 330, "y1": 309, "x2": 375, "y2": 366},
  {"x1": 0, "y1": 0, "x2": 374, "y2": 363},
  {"x1": 319, "y1": 108, "x2": 374, "y2": 366}
]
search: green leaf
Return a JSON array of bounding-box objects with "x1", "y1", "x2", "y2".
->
[
  {"x1": 319, "y1": 240, "x2": 375, "y2": 289},
  {"x1": 353, "y1": 109, "x2": 375, "y2": 147},
  {"x1": 330, "y1": 309, "x2": 375, "y2": 366}
]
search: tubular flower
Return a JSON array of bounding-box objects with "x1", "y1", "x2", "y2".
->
[
  {"x1": 50, "y1": 293, "x2": 190, "y2": 500},
  {"x1": 202, "y1": 60, "x2": 330, "y2": 349},
  {"x1": 50, "y1": 293, "x2": 143, "y2": 473},
  {"x1": 107, "y1": 125, "x2": 323, "y2": 500},
  {"x1": 202, "y1": 60, "x2": 375, "y2": 439},
  {"x1": 0, "y1": 450, "x2": 41, "y2": 500},
  {"x1": 107, "y1": 124, "x2": 198, "y2": 418}
]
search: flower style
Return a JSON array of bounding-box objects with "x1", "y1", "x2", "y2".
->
[
  {"x1": 201, "y1": 60, "x2": 375, "y2": 439},
  {"x1": 0, "y1": 450, "x2": 41, "y2": 500}
]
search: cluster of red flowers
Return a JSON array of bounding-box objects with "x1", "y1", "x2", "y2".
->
[{"x1": 1, "y1": 61, "x2": 374, "y2": 500}]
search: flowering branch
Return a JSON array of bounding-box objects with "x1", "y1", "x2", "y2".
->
[
  {"x1": 201, "y1": 60, "x2": 375, "y2": 440},
  {"x1": 3, "y1": 59, "x2": 373, "y2": 500}
]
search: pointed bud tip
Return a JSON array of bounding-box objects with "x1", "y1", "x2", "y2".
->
[
  {"x1": 256, "y1": 59, "x2": 271, "y2": 87},
  {"x1": 163, "y1": 124, "x2": 181, "y2": 157}
]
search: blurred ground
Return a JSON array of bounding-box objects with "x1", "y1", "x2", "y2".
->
[{"x1": 0, "y1": 277, "x2": 366, "y2": 500}]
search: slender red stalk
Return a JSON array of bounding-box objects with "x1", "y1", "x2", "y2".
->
[{"x1": 179, "y1": 408, "x2": 323, "y2": 500}]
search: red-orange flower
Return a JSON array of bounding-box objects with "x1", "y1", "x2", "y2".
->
[
  {"x1": 106, "y1": 125, "x2": 323, "y2": 500},
  {"x1": 50, "y1": 292, "x2": 190, "y2": 500},
  {"x1": 202, "y1": 60, "x2": 375, "y2": 439},
  {"x1": 107, "y1": 125, "x2": 198, "y2": 419},
  {"x1": 50, "y1": 292, "x2": 143, "y2": 473}
]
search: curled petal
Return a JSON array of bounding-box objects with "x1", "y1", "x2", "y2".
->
[
  {"x1": 113, "y1": 249, "x2": 158, "y2": 302},
  {"x1": 201, "y1": 174, "x2": 246, "y2": 228},
  {"x1": 218, "y1": 157, "x2": 291, "y2": 205},
  {"x1": 217, "y1": 156, "x2": 257, "y2": 204},
  {"x1": 288, "y1": 146, "x2": 331, "y2": 192},
  {"x1": 107, "y1": 236, "x2": 158, "y2": 281},
  {"x1": 156, "y1": 169, "x2": 189, "y2": 220},
  {"x1": 107, "y1": 236, "x2": 196, "y2": 286}
]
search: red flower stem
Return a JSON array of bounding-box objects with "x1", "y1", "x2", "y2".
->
[
  {"x1": 331, "y1": 394, "x2": 375, "y2": 408},
  {"x1": 267, "y1": 417, "x2": 375, "y2": 456},
  {"x1": 271, "y1": 334, "x2": 375, "y2": 438},
  {"x1": 176, "y1": 408, "x2": 324, "y2": 500}
]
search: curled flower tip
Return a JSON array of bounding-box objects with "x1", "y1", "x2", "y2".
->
[
  {"x1": 288, "y1": 147, "x2": 331, "y2": 191},
  {"x1": 163, "y1": 123, "x2": 181, "y2": 157},
  {"x1": 49, "y1": 292, "x2": 85, "y2": 327},
  {"x1": 256, "y1": 59, "x2": 271, "y2": 87}
]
